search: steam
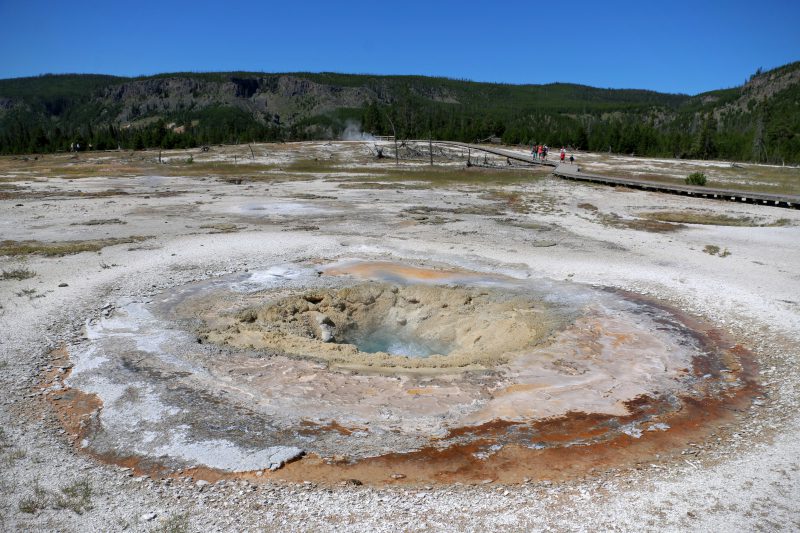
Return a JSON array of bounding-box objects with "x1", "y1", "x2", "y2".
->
[{"x1": 341, "y1": 120, "x2": 375, "y2": 141}]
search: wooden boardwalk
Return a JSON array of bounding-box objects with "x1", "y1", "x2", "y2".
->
[
  {"x1": 431, "y1": 141, "x2": 556, "y2": 167},
  {"x1": 552, "y1": 164, "x2": 800, "y2": 209},
  {"x1": 425, "y1": 141, "x2": 800, "y2": 210}
]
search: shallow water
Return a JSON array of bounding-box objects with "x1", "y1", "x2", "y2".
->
[{"x1": 346, "y1": 327, "x2": 453, "y2": 357}]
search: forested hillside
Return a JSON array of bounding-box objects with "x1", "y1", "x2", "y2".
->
[{"x1": 0, "y1": 62, "x2": 798, "y2": 163}]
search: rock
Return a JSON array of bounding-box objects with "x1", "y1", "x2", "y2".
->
[
  {"x1": 319, "y1": 326, "x2": 334, "y2": 343},
  {"x1": 391, "y1": 473, "x2": 406, "y2": 479},
  {"x1": 310, "y1": 312, "x2": 336, "y2": 342},
  {"x1": 318, "y1": 314, "x2": 334, "y2": 327},
  {"x1": 58, "y1": 283, "x2": 68, "y2": 287},
  {"x1": 141, "y1": 512, "x2": 157, "y2": 521},
  {"x1": 196, "y1": 480, "x2": 210, "y2": 488}
]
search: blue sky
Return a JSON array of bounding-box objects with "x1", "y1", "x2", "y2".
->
[{"x1": 1, "y1": 0, "x2": 798, "y2": 94}]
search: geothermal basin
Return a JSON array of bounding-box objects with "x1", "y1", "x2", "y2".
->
[
  {"x1": 4, "y1": 141, "x2": 799, "y2": 530},
  {"x1": 54, "y1": 259, "x2": 755, "y2": 484}
]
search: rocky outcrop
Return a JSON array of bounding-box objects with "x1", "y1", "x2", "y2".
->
[{"x1": 88, "y1": 74, "x2": 375, "y2": 125}]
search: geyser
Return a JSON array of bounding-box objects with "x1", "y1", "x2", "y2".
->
[
  {"x1": 203, "y1": 281, "x2": 566, "y2": 370},
  {"x1": 59, "y1": 260, "x2": 757, "y2": 484}
]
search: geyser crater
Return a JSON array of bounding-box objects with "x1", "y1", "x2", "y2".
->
[
  {"x1": 207, "y1": 282, "x2": 567, "y2": 371},
  {"x1": 56, "y1": 259, "x2": 757, "y2": 484}
]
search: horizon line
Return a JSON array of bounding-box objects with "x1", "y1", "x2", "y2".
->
[{"x1": 0, "y1": 68, "x2": 763, "y2": 97}]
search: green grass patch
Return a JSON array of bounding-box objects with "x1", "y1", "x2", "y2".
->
[
  {"x1": 703, "y1": 244, "x2": 731, "y2": 257},
  {"x1": 282, "y1": 156, "x2": 548, "y2": 186},
  {"x1": 1, "y1": 448, "x2": 26, "y2": 467},
  {"x1": 404, "y1": 204, "x2": 506, "y2": 216},
  {"x1": 15, "y1": 288, "x2": 38, "y2": 298},
  {"x1": 640, "y1": 210, "x2": 791, "y2": 227},
  {"x1": 481, "y1": 190, "x2": 529, "y2": 212},
  {"x1": 154, "y1": 512, "x2": 191, "y2": 533},
  {"x1": 17, "y1": 478, "x2": 93, "y2": 515},
  {"x1": 1, "y1": 268, "x2": 36, "y2": 280},
  {"x1": 685, "y1": 172, "x2": 707, "y2": 186},
  {"x1": 0, "y1": 236, "x2": 151, "y2": 257},
  {"x1": 70, "y1": 218, "x2": 126, "y2": 226},
  {"x1": 382, "y1": 166, "x2": 547, "y2": 186},
  {"x1": 337, "y1": 181, "x2": 431, "y2": 190},
  {"x1": 285, "y1": 158, "x2": 340, "y2": 173},
  {"x1": 18, "y1": 481, "x2": 49, "y2": 514},
  {"x1": 173, "y1": 162, "x2": 277, "y2": 175},
  {"x1": 599, "y1": 213, "x2": 685, "y2": 233},
  {"x1": 199, "y1": 223, "x2": 242, "y2": 233},
  {"x1": 54, "y1": 478, "x2": 93, "y2": 514}
]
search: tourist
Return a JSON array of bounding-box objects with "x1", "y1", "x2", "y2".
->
[
  {"x1": 560, "y1": 147, "x2": 566, "y2": 163},
  {"x1": 569, "y1": 154, "x2": 575, "y2": 164}
]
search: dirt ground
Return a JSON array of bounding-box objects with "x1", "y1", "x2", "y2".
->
[{"x1": 1, "y1": 141, "x2": 799, "y2": 532}]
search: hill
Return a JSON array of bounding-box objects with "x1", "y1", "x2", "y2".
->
[{"x1": 0, "y1": 63, "x2": 798, "y2": 163}]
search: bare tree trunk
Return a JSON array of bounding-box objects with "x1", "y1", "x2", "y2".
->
[
  {"x1": 429, "y1": 135, "x2": 433, "y2": 166},
  {"x1": 385, "y1": 114, "x2": 399, "y2": 166}
]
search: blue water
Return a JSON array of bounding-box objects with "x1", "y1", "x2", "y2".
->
[{"x1": 352, "y1": 329, "x2": 451, "y2": 358}]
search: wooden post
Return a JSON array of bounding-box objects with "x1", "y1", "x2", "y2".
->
[
  {"x1": 158, "y1": 149, "x2": 162, "y2": 164},
  {"x1": 429, "y1": 135, "x2": 433, "y2": 166},
  {"x1": 249, "y1": 143, "x2": 255, "y2": 160}
]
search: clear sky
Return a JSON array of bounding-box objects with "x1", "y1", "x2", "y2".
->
[{"x1": 1, "y1": 0, "x2": 798, "y2": 95}]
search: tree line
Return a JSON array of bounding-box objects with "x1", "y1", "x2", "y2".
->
[
  {"x1": 1, "y1": 71, "x2": 798, "y2": 164},
  {"x1": 359, "y1": 94, "x2": 799, "y2": 164}
]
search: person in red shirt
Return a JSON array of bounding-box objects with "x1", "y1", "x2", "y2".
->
[{"x1": 560, "y1": 148, "x2": 566, "y2": 162}]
